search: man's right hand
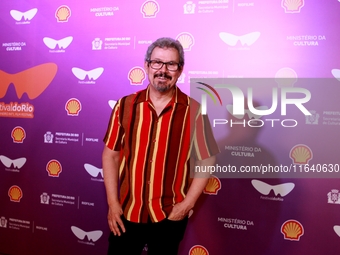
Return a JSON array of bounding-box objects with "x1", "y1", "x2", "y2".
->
[{"x1": 108, "y1": 202, "x2": 126, "y2": 236}]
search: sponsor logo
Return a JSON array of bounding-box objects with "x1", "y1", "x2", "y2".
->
[
  {"x1": 0, "y1": 63, "x2": 57, "y2": 118},
  {"x1": 289, "y1": 144, "x2": 313, "y2": 164},
  {"x1": 189, "y1": 245, "x2": 209, "y2": 255},
  {"x1": 40, "y1": 192, "x2": 50, "y2": 204},
  {"x1": 46, "y1": 160, "x2": 62, "y2": 177},
  {"x1": 43, "y1": 36, "x2": 73, "y2": 52},
  {"x1": 184, "y1": 1, "x2": 196, "y2": 14},
  {"x1": 281, "y1": 0, "x2": 304, "y2": 13},
  {"x1": 84, "y1": 164, "x2": 103, "y2": 182},
  {"x1": 305, "y1": 110, "x2": 319, "y2": 124},
  {"x1": 55, "y1": 5, "x2": 71, "y2": 22},
  {"x1": 275, "y1": 68, "x2": 298, "y2": 87},
  {"x1": 44, "y1": 131, "x2": 54, "y2": 143},
  {"x1": 128, "y1": 67, "x2": 146, "y2": 85},
  {"x1": 140, "y1": 1, "x2": 160, "y2": 18},
  {"x1": 92, "y1": 38, "x2": 103, "y2": 50},
  {"x1": 331, "y1": 69, "x2": 340, "y2": 82},
  {"x1": 334, "y1": 226, "x2": 340, "y2": 237},
  {"x1": 328, "y1": 189, "x2": 340, "y2": 204},
  {"x1": 251, "y1": 180, "x2": 294, "y2": 201},
  {"x1": 65, "y1": 98, "x2": 82, "y2": 116},
  {"x1": 8, "y1": 185, "x2": 23, "y2": 202},
  {"x1": 90, "y1": 6, "x2": 119, "y2": 17},
  {"x1": 219, "y1": 32, "x2": 260, "y2": 47},
  {"x1": 11, "y1": 126, "x2": 26, "y2": 143},
  {"x1": 0, "y1": 217, "x2": 7, "y2": 228},
  {"x1": 72, "y1": 67, "x2": 104, "y2": 84},
  {"x1": 176, "y1": 32, "x2": 195, "y2": 51},
  {"x1": 203, "y1": 175, "x2": 221, "y2": 195},
  {"x1": 71, "y1": 226, "x2": 103, "y2": 244},
  {"x1": 10, "y1": 8, "x2": 38, "y2": 24},
  {"x1": 108, "y1": 100, "x2": 117, "y2": 109},
  {"x1": 281, "y1": 220, "x2": 304, "y2": 241}
]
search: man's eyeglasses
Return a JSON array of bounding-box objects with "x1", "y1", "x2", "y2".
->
[{"x1": 147, "y1": 60, "x2": 181, "y2": 71}]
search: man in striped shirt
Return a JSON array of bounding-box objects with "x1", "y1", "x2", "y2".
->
[{"x1": 103, "y1": 37, "x2": 219, "y2": 255}]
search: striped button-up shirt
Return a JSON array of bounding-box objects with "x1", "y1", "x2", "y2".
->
[{"x1": 104, "y1": 86, "x2": 219, "y2": 223}]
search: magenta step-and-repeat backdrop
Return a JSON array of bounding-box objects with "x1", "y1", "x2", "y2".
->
[{"x1": 1, "y1": 0, "x2": 340, "y2": 254}]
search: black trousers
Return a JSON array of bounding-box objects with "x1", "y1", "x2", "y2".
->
[{"x1": 107, "y1": 216, "x2": 188, "y2": 255}]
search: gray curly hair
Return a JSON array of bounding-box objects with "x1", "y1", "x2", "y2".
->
[{"x1": 144, "y1": 37, "x2": 185, "y2": 69}]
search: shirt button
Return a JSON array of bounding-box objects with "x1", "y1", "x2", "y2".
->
[
  {"x1": 153, "y1": 139, "x2": 156, "y2": 143},
  {"x1": 147, "y1": 181, "x2": 151, "y2": 184},
  {"x1": 149, "y1": 159, "x2": 153, "y2": 163}
]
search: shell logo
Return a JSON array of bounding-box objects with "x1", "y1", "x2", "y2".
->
[
  {"x1": 281, "y1": 0, "x2": 304, "y2": 13},
  {"x1": 289, "y1": 144, "x2": 313, "y2": 164},
  {"x1": 65, "y1": 98, "x2": 82, "y2": 116},
  {"x1": 8, "y1": 185, "x2": 23, "y2": 202},
  {"x1": 11, "y1": 126, "x2": 26, "y2": 143},
  {"x1": 128, "y1": 67, "x2": 146, "y2": 85},
  {"x1": 141, "y1": 1, "x2": 160, "y2": 18},
  {"x1": 46, "y1": 159, "x2": 62, "y2": 177},
  {"x1": 281, "y1": 220, "x2": 304, "y2": 241},
  {"x1": 203, "y1": 175, "x2": 221, "y2": 195},
  {"x1": 189, "y1": 245, "x2": 209, "y2": 255},
  {"x1": 55, "y1": 5, "x2": 71, "y2": 22},
  {"x1": 176, "y1": 32, "x2": 195, "y2": 51}
]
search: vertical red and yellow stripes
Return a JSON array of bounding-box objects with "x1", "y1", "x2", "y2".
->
[{"x1": 104, "y1": 86, "x2": 219, "y2": 223}]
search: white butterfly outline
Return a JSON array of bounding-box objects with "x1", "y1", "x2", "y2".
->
[
  {"x1": 43, "y1": 36, "x2": 73, "y2": 50},
  {"x1": 219, "y1": 32, "x2": 260, "y2": 46},
  {"x1": 0, "y1": 155, "x2": 27, "y2": 169},
  {"x1": 84, "y1": 163, "x2": 103, "y2": 178},
  {"x1": 72, "y1": 67, "x2": 104, "y2": 81},
  {"x1": 10, "y1": 8, "x2": 38, "y2": 21},
  {"x1": 251, "y1": 179, "x2": 295, "y2": 197},
  {"x1": 71, "y1": 226, "x2": 103, "y2": 242}
]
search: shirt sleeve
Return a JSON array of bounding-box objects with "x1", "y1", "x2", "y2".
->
[
  {"x1": 103, "y1": 99, "x2": 123, "y2": 151},
  {"x1": 193, "y1": 107, "x2": 220, "y2": 160}
]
